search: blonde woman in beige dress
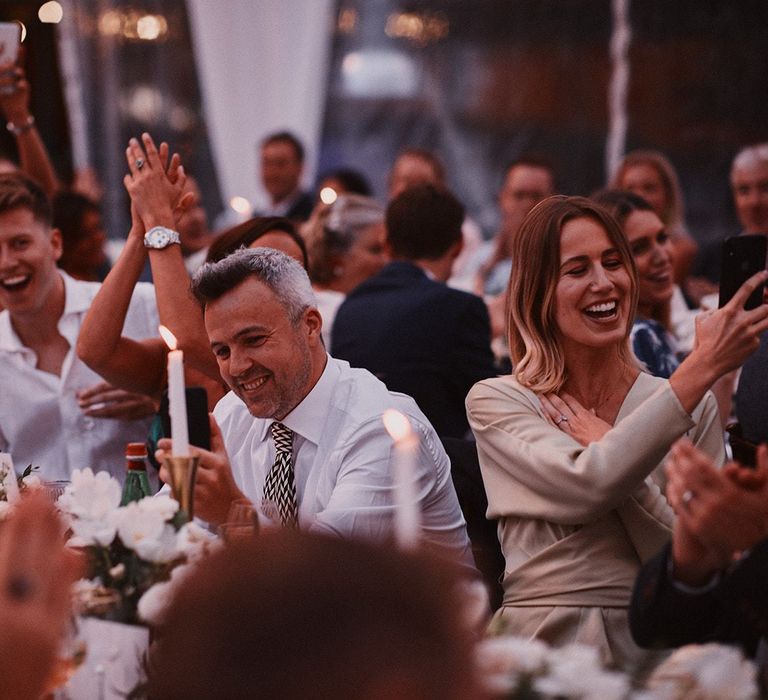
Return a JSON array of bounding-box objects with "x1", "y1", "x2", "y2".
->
[{"x1": 466, "y1": 196, "x2": 768, "y2": 671}]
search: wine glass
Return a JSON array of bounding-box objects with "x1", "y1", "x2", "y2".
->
[{"x1": 219, "y1": 498, "x2": 260, "y2": 542}]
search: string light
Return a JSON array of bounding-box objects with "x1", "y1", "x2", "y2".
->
[{"x1": 38, "y1": 1, "x2": 63, "y2": 24}]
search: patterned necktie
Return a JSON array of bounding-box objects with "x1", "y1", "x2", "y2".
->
[{"x1": 262, "y1": 422, "x2": 298, "y2": 528}]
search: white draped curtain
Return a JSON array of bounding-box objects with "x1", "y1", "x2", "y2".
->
[{"x1": 185, "y1": 0, "x2": 336, "y2": 214}]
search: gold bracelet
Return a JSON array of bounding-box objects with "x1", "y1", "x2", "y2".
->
[{"x1": 6, "y1": 115, "x2": 35, "y2": 135}]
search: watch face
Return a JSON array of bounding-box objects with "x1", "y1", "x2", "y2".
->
[{"x1": 146, "y1": 227, "x2": 178, "y2": 249}]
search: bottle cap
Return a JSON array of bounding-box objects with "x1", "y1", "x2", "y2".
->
[{"x1": 125, "y1": 442, "x2": 148, "y2": 461}]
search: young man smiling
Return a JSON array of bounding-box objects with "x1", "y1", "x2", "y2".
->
[
  {"x1": 0, "y1": 173, "x2": 158, "y2": 482},
  {"x1": 156, "y1": 247, "x2": 473, "y2": 566}
]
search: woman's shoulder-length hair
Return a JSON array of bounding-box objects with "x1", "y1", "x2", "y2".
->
[{"x1": 506, "y1": 195, "x2": 639, "y2": 394}]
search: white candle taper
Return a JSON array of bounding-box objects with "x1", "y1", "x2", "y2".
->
[
  {"x1": 159, "y1": 326, "x2": 189, "y2": 457},
  {"x1": 383, "y1": 409, "x2": 420, "y2": 550}
]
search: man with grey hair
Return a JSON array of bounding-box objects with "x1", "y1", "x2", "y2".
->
[
  {"x1": 730, "y1": 143, "x2": 768, "y2": 235},
  {"x1": 157, "y1": 247, "x2": 474, "y2": 565}
]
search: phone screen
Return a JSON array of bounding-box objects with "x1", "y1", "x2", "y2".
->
[{"x1": 718, "y1": 234, "x2": 768, "y2": 309}]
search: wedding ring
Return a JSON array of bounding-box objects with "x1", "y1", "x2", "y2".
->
[
  {"x1": 7, "y1": 574, "x2": 35, "y2": 601},
  {"x1": 135, "y1": 158, "x2": 144, "y2": 170},
  {"x1": 681, "y1": 490, "x2": 694, "y2": 507},
  {"x1": 555, "y1": 414, "x2": 569, "y2": 426}
]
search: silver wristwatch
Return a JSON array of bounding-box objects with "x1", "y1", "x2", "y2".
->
[{"x1": 143, "y1": 226, "x2": 181, "y2": 250}]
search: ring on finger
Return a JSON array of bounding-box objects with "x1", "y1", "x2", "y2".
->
[
  {"x1": 135, "y1": 158, "x2": 144, "y2": 170},
  {"x1": 681, "y1": 489, "x2": 695, "y2": 507},
  {"x1": 555, "y1": 414, "x2": 569, "y2": 426}
]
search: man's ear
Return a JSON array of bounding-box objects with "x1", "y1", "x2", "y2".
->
[
  {"x1": 447, "y1": 236, "x2": 463, "y2": 262},
  {"x1": 49, "y1": 227, "x2": 63, "y2": 262},
  {"x1": 304, "y1": 307, "x2": 323, "y2": 346}
]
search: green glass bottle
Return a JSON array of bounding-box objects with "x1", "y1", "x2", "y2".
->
[{"x1": 120, "y1": 442, "x2": 153, "y2": 505}]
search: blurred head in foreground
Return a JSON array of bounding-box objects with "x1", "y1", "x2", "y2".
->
[{"x1": 149, "y1": 532, "x2": 478, "y2": 700}]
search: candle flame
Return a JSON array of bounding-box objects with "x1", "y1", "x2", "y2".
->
[
  {"x1": 159, "y1": 325, "x2": 177, "y2": 351},
  {"x1": 383, "y1": 409, "x2": 412, "y2": 442},
  {"x1": 320, "y1": 187, "x2": 338, "y2": 205}
]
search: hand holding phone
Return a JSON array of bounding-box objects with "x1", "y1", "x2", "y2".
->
[{"x1": 718, "y1": 234, "x2": 768, "y2": 309}]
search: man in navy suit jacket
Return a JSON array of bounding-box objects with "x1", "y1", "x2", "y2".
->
[{"x1": 331, "y1": 184, "x2": 496, "y2": 439}]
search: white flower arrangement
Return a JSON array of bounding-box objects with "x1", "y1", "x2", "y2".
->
[
  {"x1": 60, "y1": 468, "x2": 216, "y2": 626},
  {"x1": 475, "y1": 635, "x2": 759, "y2": 699}
]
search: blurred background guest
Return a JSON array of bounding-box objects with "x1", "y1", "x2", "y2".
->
[
  {"x1": 52, "y1": 191, "x2": 109, "y2": 282},
  {"x1": 206, "y1": 216, "x2": 308, "y2": 268},
  {"x1": 306, "y1": 193, "x2": 387, "y2": 346},
  {"x1": 611, "y1": 150, "x2": 698, "y2": 285},
  {"x1": 177, "y1": 175, "x2": 216, "y2": 275},
  {"x1": 256, "y1": 130, "x2": 313, "y2": 223},
  {"x1": 150, "y1": 532, "x2": 479, "y2": 700}
]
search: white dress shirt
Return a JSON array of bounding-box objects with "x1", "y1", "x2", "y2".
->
[
  {"x1": 214, "y1": 356, "x2": 474, "y2": 566},
  {"x1": 0, "y1": 272, "x2": 159, "y2": 482}
]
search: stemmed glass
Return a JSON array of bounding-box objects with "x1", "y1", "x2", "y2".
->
[{"x1": 219, "y1": 498, "x2": 260, "y2": 542}]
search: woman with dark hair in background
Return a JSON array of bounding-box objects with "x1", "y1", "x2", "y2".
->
[
  {"x1": 305, "y1": 194, "x2": 387, "y2": 346},
  {"x1": 206, "y1": 216, "x2": 308, "y2": 267}
]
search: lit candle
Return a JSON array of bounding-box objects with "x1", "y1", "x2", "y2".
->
[
  {"x1": 159, "y1": 325, "x2": 189, "y2": 457},
  {"x1": 382, "y1": 409, "x2": 420, "y2": 550}
]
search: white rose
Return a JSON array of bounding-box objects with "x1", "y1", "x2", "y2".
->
[
  {"x1": 475, "y1": 636, "x2": 549, "y2": 694},
  {"x1": 22, "y1": 474, "x2": 42, "y2": 490},
  {"x1": 115, "y1": 502, "x2": 169, "y2": 558},
  {"x1": 59, "y1": 468, "x2": 121, "y2": 521},
  {"x1": 648, "y1": 643, "x2": 758, "y2": 700},
  {"x1": 70, "y1": 509, "x2": 119, "y2": 547},
  {"x1": 533, "y1": 644, "x2": 629, "y2": 700},
  {"x1": 175, "y1": 521, "x2": 217, "y2": 560},
  {"x1": 137, "y1": 494, "x2": 179, "y2": 522}
]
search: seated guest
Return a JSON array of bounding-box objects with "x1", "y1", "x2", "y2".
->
[
  {"x1": 593, "y1": 190, "x2": 679, "y2": 378},
  {"x1": 256, "y1": 131, "x2": 313, "y2": 222},
  {"x1": 387, "y1": 148, "x2": 483, "y2": 288},
  {"x1": 466, "y1": 195, "x2": 768, "y2": 669},
  {"x1": 52, "y1": 191, "x2": 109, "y2": 282},
  {"x1": 315, "y1": 167, "x2": 372, "y2": 198},
  {"x1": 176, "y1": 175, "x2": 216, "y2": 275},
  {"x1": 611, "y1": 150, "x2": 698, "y2": 284},
  {"x1": 332, "y1": 185, "x2": 496, "y2": 439},
  {"x1": 306, "y1": 194, "x2": 387, "y2": 346},
  {"x1": 150, "y1": 532, "x2": 479, "y2": 699},
  {"x1": 207, "y1": 216, "x2": 307, "y2": 267},
  {"x1": 0, "y1": 173, "x2": 157, "y2": 482},
  {"x1": 631, "y1": 439, "x2": 768, "y2": 656},
  {"x1": 156, "y1": 248, "x2": 473, "y2": 566}
]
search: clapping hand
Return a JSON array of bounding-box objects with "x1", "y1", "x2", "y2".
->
[
  {"x1": 123, "y1": 133, "x2": 194, "y2": 232},
  {"x1": 666, "y1": 438, "x2": 768, "y2": 585}
]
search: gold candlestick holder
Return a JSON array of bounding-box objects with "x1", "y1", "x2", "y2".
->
[{"x1": 163, "y1": 455, "x2": 200, "y2": 521}]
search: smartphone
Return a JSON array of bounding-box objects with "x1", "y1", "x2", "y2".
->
[
  {"x1": 0, "y1": 23, "x2": 20, "y2": 65},
  {"x1": 718, "y1": 234, "x2": 768, "y2": 309},
  {"x1": 726, "y1": 424, "x2": 757, "y2": 469},
  {"x1": 160, "y1": 386, "x2": 211, "y2": 451}
]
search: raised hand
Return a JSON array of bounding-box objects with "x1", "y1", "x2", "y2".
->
[
  {"x1": 157, "y1": 414, "x2": 246, "y2": 526},
  {"x1": 123, "y1": 133, "x2": 189, "y2": 231}
]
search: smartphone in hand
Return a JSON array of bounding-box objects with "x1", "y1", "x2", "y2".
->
[{"x1": 718, "y1": 234, "x2": 768, "y2": 310}]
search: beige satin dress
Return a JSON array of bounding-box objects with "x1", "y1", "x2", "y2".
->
[{"x1": 467, "y1": 372, "x2": 724, "y2": 671}]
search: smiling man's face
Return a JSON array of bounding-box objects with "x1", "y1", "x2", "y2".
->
[
  {"x1": 0, "y1": 207, "x2": 62, "y2": 317},
  {"x1": 205, "y1": 276, "x2": 322, "y2": 421}
]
